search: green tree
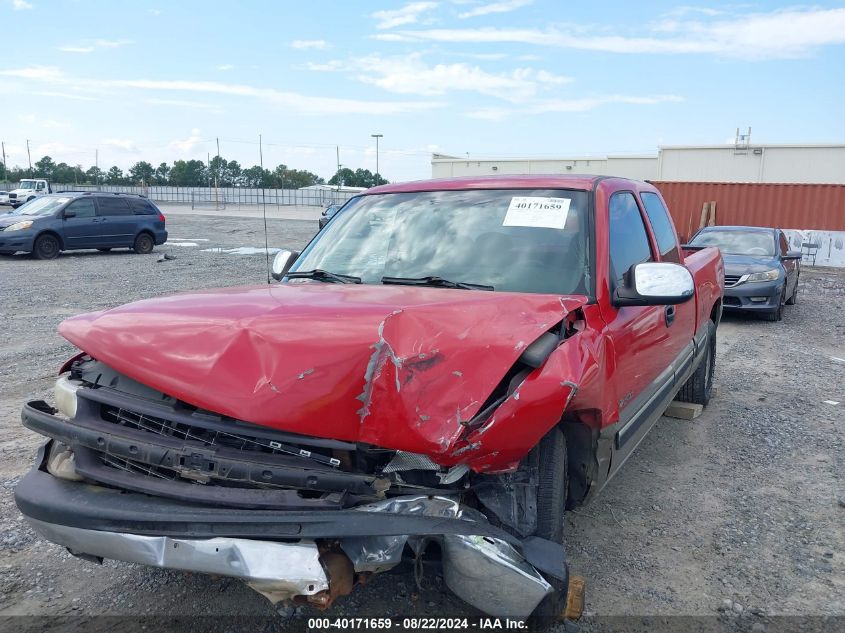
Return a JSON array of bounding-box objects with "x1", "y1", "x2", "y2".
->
[
  {"x1": 169, "y1": 159, "x2": 207, "y2": 186},
  {"x1": 241, "y1": 165, "x2": 272, "y2": 188},
  {"x1": 327, "y1": 167, "x2": 386, "y2": 188},
  {"x1": 128, "y1": 161, "x2": 156, "y2": 185},
  {"x1": 85, "y1": 166, "x2": 104, "y2": 185},
  {"x1": 328, "y1": 167, "x2": 356, "y2": 187},
  {"x1": 34, "y1": 156, "x2": 57, "y2": 180},
  {"x1": 154, "y1": 162, "x2": 171, "y2": 185},
  {"x1": 105, "y1": 166, "x2": 125, "y2": 185}
]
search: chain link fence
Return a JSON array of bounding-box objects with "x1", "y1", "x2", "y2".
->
[{"x1": 49, "y1": 184, "x2": 358, "y2": 209}]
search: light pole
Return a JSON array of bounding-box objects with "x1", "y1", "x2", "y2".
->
[{"x1": 371, "y1": 134, "x2": 383, "y2": 181}]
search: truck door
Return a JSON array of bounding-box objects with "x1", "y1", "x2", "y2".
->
[
  {"x1": 95, "y1": 196, "x2": 135, "y2": 247},
  {"x1": 602, "y1": 191, "x2": 678, "y2": 465},
  {"x1": 60, "y1": 198, "x2": 100, "y2": 248}
]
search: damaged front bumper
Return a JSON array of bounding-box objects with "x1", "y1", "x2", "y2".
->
[{"x1": 16, "y1": 441, "x2": 568, "y2": 619}]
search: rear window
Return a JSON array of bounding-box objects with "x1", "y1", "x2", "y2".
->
[
  {"x1": 128, "y1": 198, "x2": 157, "y2": 214},
  {"x1": 96, "y1": 197, "x2": 132, "y2": 216}
]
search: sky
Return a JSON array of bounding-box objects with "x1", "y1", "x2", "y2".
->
[{"x1": 1, "y1": 0, "x2": 844, "y2": 182}]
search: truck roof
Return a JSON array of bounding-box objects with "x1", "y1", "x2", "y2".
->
[{"x1": 365, "y1": 174, "x2": 608, "y2": 195}]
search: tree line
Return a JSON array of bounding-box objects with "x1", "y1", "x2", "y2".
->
[{"x1": 1, "y1": 156, "x2": 388, "y2": 189}]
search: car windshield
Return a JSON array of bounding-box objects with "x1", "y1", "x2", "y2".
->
[
  {"x1": 293, "y1": 188, "x2": 591, "y2": 295},
  {"x1": 14, "y1": 197, "x2": 70, "y2": 217},
  {"x1": 18, "y1": 181, "x2": 37, "y2": 190},
  {"x1": 689, "y1": 229, "x2": 775, "y2": 256}
]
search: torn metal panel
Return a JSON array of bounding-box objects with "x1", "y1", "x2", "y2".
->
[{"x1": 57, "y1": 282, "x2": 588, "y2": 470}]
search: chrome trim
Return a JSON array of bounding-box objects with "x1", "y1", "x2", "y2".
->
[
  {"x1": 26, "y1": 518, "x2": 329, "y2": 602},
  {"x1": 723, "y1": 274, "x2": 748, "y2": 288}
]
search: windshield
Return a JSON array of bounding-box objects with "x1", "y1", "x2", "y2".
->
[
  {"x1": 293, "y1": 189, "x2": 591, "y2": 295},
  {"x1": 14, "y1": 196, "x2": 70, "y2": 217},
  {"x1": 690, "y1": 229, "x2": 775, "y2": 256},
  {"x1": 18, "y1": 181, "x2": 37, "y2": 190}
]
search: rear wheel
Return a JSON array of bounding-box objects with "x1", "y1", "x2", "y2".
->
[
  {"x1": 32, "y1": 234, "x2": 60, "y2": 260},
  {"x1": 677, "y1": 320, "x2": 716, "y2": 406},
  {"x1": 785, "y1": 275, "x2": 799, "y2": 305},
  {"x1": 133, "y1": 232, "x2": 154, "y2": 254},
  {"x1": 531, "y1": 426, "x2": 570, "y2": 619}
]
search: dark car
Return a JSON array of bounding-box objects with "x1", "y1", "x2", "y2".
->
[
  {"x1": 0, "y1": 192, "x2": 167, "y2": 260},
  {"x1": 688, "y1": 225, "x2": 800, "y2": 321},
  {"x1": 318, "y1": 203, "x2": 343, "y2": 230}
]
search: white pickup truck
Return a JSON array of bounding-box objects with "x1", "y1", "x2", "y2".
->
[{"x1": 1, "y1": 179, "x2": 52, "y2": 208}]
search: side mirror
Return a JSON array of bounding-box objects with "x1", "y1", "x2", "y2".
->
[
  {"x1": 63, "y1": 211, "x2": 76, "y2": 219},
  {"x1": 271, "y1": 249, "x2": 300, "y2": 281},
  {"x1": 613, "y1": 262, "x2": 695, "y2": 307},
  {"x1": 782, "y1": 251, "x2": 802, "y2": 260}
]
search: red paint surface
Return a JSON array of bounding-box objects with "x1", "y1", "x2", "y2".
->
[
  {"x1": 57, "y1": 176, "x2": 724, "y2": 474},
  {"x1": 653, "y1": 181, "x2": 845, "y2": 239}
]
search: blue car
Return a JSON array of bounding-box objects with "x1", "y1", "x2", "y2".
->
[
  {"x1": 687, "y1": 225, "x2": 801, "y2": 322},
  {"x1": 0, "y1": 192, "x2": 167, "y2": 259}
]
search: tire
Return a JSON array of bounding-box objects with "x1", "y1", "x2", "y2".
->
[
  {"x1": 32, "y1": 233, "x2": 60, "y2": 260},
  {"x1": 677, "y1": 320, "x2": 716, "y2": 406},
  {"x1": 762, "y1": 288, "x2": 785, "y2": 321},
  {"x1": 133, "y1": 232, "x2": 154, "y2": 254},
  {"x1": 531, "y1": 426, "x2": 570, "y2": 620},
  {"x1": 97, "y1": 247, "x2": 112, "y2": 252},
  {"x1": 785, "y1": 275, "x2": 798, "y2": 305}
]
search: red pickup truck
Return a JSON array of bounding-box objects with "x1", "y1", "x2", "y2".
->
[{"x1": 15, "y1": 175, "x2": 723, "y2": 621}]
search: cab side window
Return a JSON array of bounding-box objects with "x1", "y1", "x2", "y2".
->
[
  {"x1": 64, "y1": 198, "x2": 96, "y2": 218},
  {"x1": 640, "y1": 192, "x2": 680, "y2": 263},
  {"x1": 609, "y1": 191, "x2": 653, "y2": 286},
  {"x1": 96, "y1": 197, "x2": 132, "y2": 216}
]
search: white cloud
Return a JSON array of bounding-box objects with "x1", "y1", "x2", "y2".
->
[
  {"x1": 35, "y1": 91, "x2": 97, "y2": 101},
  {"x1": 170, "y1": 129, "x2": 204, "y2": 153},
  {"x1": 145, "y1": 98, "x2": 223, "y2": 113},
  {"x1": 217, "y1": 64, "x2": 234, "y2": 71},
  {"x1": 312, "y1": 53, "x2": 572, "y2": 102},
  {"x1": 58, "y1": 39, "x2": 131, "y2": 54},
  {"x1": 385, "y1": 7, "x2": 845, "y2": 59},
  {"x1": 12, "y1": 0, "x2": 33, "y2": 9},
  {"x1": 291, "y1": 39, "x2": 329, "y2": 50},
  {"x1": 0, "y1": 66, "x2": 445, "y2": 115},
  {"x1": 458, "y1": 0, "x2": 532, "y2": 19},
  {"x1": 104, "y1": 138, "x2": 139, "y2": 152},
  {"x1": 17, "y1": 114, "x2": 36, "y2": 124},
  {"x1": 372, "y1": 2, "x2": 437, "y2": 29},
  {"x1": 466, "y1": 93, "x2": 684, "y2": 120},
  {"x1": 149, "y1": 8, "x2": 161, "y2": 15},
  {"x1": 42, "y1": 119, "x2": 71, "y2": 129}
]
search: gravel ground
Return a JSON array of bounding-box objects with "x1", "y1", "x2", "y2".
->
[{"x1": 0, "y1": 213, "x2": 843, "y2": 631}]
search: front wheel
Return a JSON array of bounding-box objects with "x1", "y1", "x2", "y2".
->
[
  {"x1": 133, "y1": 233, "x2": 154, "y2": 254},
  {"x1": 677, "y1": 320, "x2": 716, "y2": 406},
  {"x1": 531, "y1": 426, "x2": 570, "y2": 619},
  {"x1": 763, "y1": 288, "x2": 785, "y2": 321},
  {"x1": 32, "y1": 234, "x2": 60, "y2": 260}
]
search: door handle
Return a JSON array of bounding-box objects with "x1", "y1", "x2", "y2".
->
[{"x1": 664, "y1": 305, "x2": 676, "y2": 327}]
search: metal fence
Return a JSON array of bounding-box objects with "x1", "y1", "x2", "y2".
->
[{"x1": 48, "y1": 184, "x2": 358, "y2": 208}]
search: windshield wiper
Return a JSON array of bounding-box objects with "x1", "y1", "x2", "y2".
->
[
  {"x1": 381, "y1": 275, "x2": 494, "y2": 291},
  {"x1": 286, "y1": 269, "x2": 362, "y2": 284}
]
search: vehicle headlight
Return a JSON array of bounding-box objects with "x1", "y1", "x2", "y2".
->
[
  {"x1": 55, "y1": 375, "x2": 81, "y2": 418},
  {"x1": 5, "y1": 220, "x2": 33, "y2": 231},
  {"x1": 744, "y1": 269, "x2": 779, "y2": 283}
]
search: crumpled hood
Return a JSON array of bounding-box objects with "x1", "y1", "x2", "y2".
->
[
  {"x1": 59, "y1": 283, "x2": 587, "y2": 459},
  {"x1": 722, "y1": 253, "x2": 780, "y2": 276}
]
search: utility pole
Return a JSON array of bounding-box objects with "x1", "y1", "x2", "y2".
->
[
  {"x1": 214, "y1": 137, "x2": 220, "y2": 209},
  {"x1": 95, "y1": 149, "x2": 99, "y2": 189},
  {"x1": 336, "y1": 145, "x2": 341, "y2": 191},
  {"x1": 371, "y1": 134, "x2": 383, "y2": 182},
  {"x1": 26, "y1": 139, "x2": 32, "y2": 177},
  {"x1": 1, "y1": 141, "x2": 6, "y2": 185}
]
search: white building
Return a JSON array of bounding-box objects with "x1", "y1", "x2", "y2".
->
[{"x1": 431, "y1": 143, "x2": 845, "y2": 185}]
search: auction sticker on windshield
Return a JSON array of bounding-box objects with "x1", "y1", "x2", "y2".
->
[{"x1": 503, "y1": 196, "x2": 571, "y2": 230}]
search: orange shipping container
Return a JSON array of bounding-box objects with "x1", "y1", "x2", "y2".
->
[{"x1": 652, "y1": 181, "x2": 845, "y2": 242}]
